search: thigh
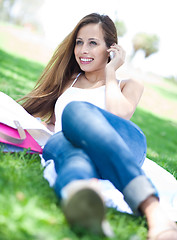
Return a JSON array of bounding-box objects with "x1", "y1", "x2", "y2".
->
[
  {"x1": 62, "y1": 101, "x2": 146, "y2": 167},
  {"x1": 98, "y1": 107, "x2": 147, "y2": 166}
]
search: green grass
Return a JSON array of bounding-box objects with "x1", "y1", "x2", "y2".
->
[
  {"x1": 132, "y1": 109, "x2": 177, "y2": 178},
  {"x1": 0, "y1": 151, "x2": 147, "y2": 240},
  {"x1": 0, "y1": 41, "x2": 177, "y2": 240},
  {"x1": 0, "y1": 49, "x2": 44, "y2": 99}
]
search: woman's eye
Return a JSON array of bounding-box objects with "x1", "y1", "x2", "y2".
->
[
  {"x1": 90, "y1": 41, "x2": 97, "y2": 45},
  {"x1": 76, "y1": 40, "x2": 83, "y2": 45}
]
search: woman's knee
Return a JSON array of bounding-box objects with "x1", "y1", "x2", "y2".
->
[
  {"x1": 62, "y1": 101, "x2": 80, "y2": 117},
  {"x1": 62, "y1": 101, "x2": 92, "y2": 123}
]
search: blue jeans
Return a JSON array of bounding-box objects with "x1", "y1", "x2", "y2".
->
[{"x1": 43, "y1": 101, "x2": 157, "y2": 213}]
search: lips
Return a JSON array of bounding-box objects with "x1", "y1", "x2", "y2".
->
[{"x1": 80, "y1": 57, "x2": 94, "y2": 64}]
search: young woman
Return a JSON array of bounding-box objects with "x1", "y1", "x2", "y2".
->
[{"x1": 22, "y1": 13, "x2": 177, "y2": 239}]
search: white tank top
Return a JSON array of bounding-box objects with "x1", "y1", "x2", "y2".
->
[{"x1": 54, "y1": 73, "x2": 106, "y2": 132}]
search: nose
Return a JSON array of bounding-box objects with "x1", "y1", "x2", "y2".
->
[{"x1": 81, "y1": 43, "x2": 89, "y2": 54}]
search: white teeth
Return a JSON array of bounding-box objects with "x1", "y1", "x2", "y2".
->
[{"x1": 80, "y1": 58, "x2": 93, "y2": 62}]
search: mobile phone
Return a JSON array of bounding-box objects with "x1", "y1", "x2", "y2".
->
[{"x1": 110, "y1": 51, "x2": 115, "y2": 60}]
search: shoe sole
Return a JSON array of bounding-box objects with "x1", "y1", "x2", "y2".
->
[{"x1": 62, "y1": 187, "x2": 105, "y2": 235}]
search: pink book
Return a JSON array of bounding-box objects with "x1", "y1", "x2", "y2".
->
[{"x1": 0, "y1": 123, "x2": 43, "y2": 153}]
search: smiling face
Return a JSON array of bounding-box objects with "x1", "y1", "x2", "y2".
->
[{"x1": 74, "y1": 23, "x2": 109, "y2": 74}]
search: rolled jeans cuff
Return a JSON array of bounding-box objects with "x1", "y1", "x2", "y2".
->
[{"x1": 122, "y1": 175, "x2": 158, "y2": 215}]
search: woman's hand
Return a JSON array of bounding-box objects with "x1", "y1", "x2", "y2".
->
[
  {"x1": 107, "y1": 44, "x2": 126, "y2": 71},
  {"x1": 41, "y1": 113, "x2": 55, "y2": 132},
  {"x1": 41, "y1": 121, "x2": 55, "y2": 132}
]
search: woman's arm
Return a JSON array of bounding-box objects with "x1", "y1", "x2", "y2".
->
[
  {"x1": 42, "y1": 112, "x2": 55, "y2": 132},
  {"x1": 105, "y1": 45, "x2": 144, "y2": 120}
]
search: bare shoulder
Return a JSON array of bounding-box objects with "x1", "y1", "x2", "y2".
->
[
  {"x1": 71, "y1": 73, "x2": 79, "y2": 80},
  {"x1": 62, "y1": 73, "x2": 80, "y2": 93},
  {"x1": 120, "y1": 78, "x2": 144, "y2": 92},
  {"x1": 69, "y1": 73, "x2": 80, "y2": 85}
]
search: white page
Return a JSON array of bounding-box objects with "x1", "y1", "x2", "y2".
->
[{"x1": 0, "y1": 92, "x2": 52, "y2": 145}]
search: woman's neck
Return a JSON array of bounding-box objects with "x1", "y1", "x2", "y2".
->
[{"x1": 84, "y1": 71, "x2": 106, "y2": 88}]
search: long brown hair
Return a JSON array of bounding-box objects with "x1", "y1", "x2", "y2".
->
[{"x1": 21, "y1": 13, "x2": 118, "y2": 121}]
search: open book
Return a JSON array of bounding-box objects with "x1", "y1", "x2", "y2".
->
[{"x1": 0, "y1": 92, "x2": 52, "y2": 146}]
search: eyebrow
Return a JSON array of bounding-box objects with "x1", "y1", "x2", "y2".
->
[{"x1": 76, "y1": 37, "x2": 99, "y2": 41}]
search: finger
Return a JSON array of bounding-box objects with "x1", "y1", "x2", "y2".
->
[{"x1": 112, "y1": 45, "x2": 124, "y2": 53}]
